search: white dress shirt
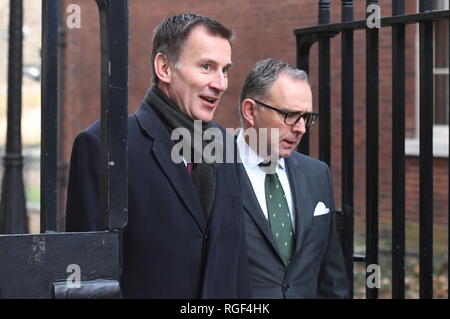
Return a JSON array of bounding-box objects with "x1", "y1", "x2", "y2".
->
[{"x1": 236, "y1": 130, "x2": 296, "y2": 231}]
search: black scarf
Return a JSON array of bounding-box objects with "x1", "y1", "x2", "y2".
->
[{"x1": 145, "y1": 86, "x2": 218, "y2": 219}]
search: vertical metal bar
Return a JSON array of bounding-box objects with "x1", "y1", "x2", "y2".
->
[
  {"x1": 365, "y1": 0, "x2": 379, "y2": 299},
  {"x1": 106, "y1": 0, "x2": 128, "y2": 230},
  {"x1": 296, "y1": 37, "x2": 312, "y2": 73},
  {"x1": 96, "y1": 0, "x2": 109, "y2": 230},
  {"x1": 40, "y1": 0, "x2": 59, "y2": 233},
  {"x1": 95, "y1": 0, "x2": 129, "y2": 230},
  {"x1": 448, "y1": 15, "x2": 450, "y2": 303},
  {"x1": 297, "y1": 32, "x2": 324, "y2": 156},
  {"x1": 297, "y1": 35, "x2": 311, "y2": 155},
  {"x1": 391, "y1": 0, "x2": 406, "y2": 299},
  {"x1": 419, "y1": 0, "x2": 433, "y2": 12},
  {"x1": 341, "y1": 0, "x2": 354, "y2": 298},
  {"x1": 419, "y1": 0, "x2": 434, "y2": 299},
  {"x1": 318, "y1": 0, "x2": 331, "y2": 166},
  {"x1": 57, "y1": 24, "x2": 67, "y2": 231},
  {"x1": 392, "y1": 0, "x2": 405, "y2": 16},
  {"x1": 0, "y1": 0, "x2": 28, "y2": 234}
]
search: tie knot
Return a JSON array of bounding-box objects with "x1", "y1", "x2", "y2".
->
[{"x1": 259, "y1": 161, "x2": 277, "y2": 174}]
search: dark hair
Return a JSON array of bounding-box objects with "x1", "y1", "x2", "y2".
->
[
  {"x1": 151, "y1": 13, "x2": 233, "y2": 84},
  {"x1": 239, "y1": 59, "x2": 309, "y2": 126}
]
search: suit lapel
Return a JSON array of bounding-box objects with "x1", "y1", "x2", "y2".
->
[
  {"x1": 286, "y1": 156, "x2": 313, "y2": 256},
  {"x1": 240, "y1": 164, "x2": 285, "y2": 264},
  {"x1": 135, "y1": 103, "x2": 207, "y2": 233}
]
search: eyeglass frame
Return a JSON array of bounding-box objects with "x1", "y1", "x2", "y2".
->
[{"x1": 250, "y1": 99, "x2": 319, "y2": 127}]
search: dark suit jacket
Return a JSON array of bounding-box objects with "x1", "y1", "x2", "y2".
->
[
  {"x1": 241, "y1": 151, "x2": 349, "y2": 298},
  {"x1": 66, "y1": 96, "x2": 251, "y2": 298}
]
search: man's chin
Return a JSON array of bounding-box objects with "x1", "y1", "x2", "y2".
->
[
  {"x1": 278, "y1": 148, "x2": 295, "y2": 158},
  {"x1": 194, "y1": 110, "x2": 215, "y2": 122}
]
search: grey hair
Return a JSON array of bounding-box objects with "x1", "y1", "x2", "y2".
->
[
  {"x1": 238, "y1": 59, "x2": 310, "y2": 126},
  {"x1": 151, "y1": 13, "x2": 233, "y2": 84}
]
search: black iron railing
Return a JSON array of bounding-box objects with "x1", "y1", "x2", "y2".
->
[
  {"x1": 40, "y1": 0, "x2": 59, "y2": 233},
  {"x1": 295, "y1": 0, "x2": 448, "y2": 299},
  {"x1": 341, "y1": 0, "x2": 355, "y2": 297},
  {"x1": 0, "y1": 0, "x2": 128, "y2": 298},
  {"x1": 391, "y1": 0, "x2": 406, "y2": 299},
  {"x1": 0, "y1": 0, "x2": 27, "y2": 234}
]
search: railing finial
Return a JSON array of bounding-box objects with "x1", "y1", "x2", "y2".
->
[
  {"x1": 319, "y1": 0, "x2": 330, "y2": 24},
  {"x1": 319, "y1": 0, "x2": 330, "y2": 9},
  {"x1": 419, "y1": 0, "x2": 433, "y2": 12},
  {"x1": 342, "y1": 0, "x2": 353, "y2": 22},
  {"x1": 393, "y1": 0, "x2": 405, "y2": 16},
  {"x1": 342, "y1": 0, "x2": 353, "y2": 7}
]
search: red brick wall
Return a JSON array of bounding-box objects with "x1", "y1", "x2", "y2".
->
[
  {"x1": 404, "y1": 157, "x2": 449, "y2": 225},
  {"x1": 59, "y1": 0, "x2": 448, "y2": 230}
]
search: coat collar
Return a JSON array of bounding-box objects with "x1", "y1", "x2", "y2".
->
[
  {"x1": 285, "y1": 155, "x2": 313, "y2": 257},
  {"x1": 134, "y1": 99, "x2": 209, "y2": 233}
]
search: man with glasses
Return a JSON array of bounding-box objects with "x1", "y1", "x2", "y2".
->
[{"x1": 236, "y1": 59, "x2": 348, "y2": 298}]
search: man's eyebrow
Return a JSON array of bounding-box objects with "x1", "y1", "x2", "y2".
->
[{"x1": 224, "y1": 62, "x2": 234, "y2": 70}]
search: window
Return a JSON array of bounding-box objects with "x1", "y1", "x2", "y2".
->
[
  {"x1": 406, "y1": 0, "x2": 449, "y2": 157},
  {"x1": 433, "y1": 0, "x2": 449, "y2": 125}
]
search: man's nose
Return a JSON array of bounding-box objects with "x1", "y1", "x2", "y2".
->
[
  {"x1": 209, "y1": 70, "x2": 228, "y2": 92},
  {"x1": 292, "y1": 117, "x2": 307, "y2": 135}
]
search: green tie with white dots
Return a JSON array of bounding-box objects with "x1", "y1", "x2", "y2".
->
[{"x1": 264, "y1": 172, "x2": 295, "y2": 266}]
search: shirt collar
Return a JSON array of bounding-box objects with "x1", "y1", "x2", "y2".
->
[{"x1": 237, "y1": 129, "x2": 285, "y2": 170}]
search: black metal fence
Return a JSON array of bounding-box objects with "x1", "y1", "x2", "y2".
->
[
  {"x1": 0, "y1": 0, "x2": 128, "y2": 298},
  {"x1": 296, "y1": 0, "x2": 449, "y2": 299}
]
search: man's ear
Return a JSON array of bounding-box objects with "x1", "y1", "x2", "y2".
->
[
  {"x1": 154, "y1": 52, "x2": 171, "y2": 84},
  {"x1": 242, "y1": 99, "x2": 258, "y2": 127}
]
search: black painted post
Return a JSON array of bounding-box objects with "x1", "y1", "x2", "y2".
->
[
  {"x1": 341, "y1": 0, "x2": 354, "y2": 298},
  {"x1": 418, "y1": 0, "x2": 434, "y2": 299},
  {"x1": 296, "y1": 34, "x2": 316, "y2": 156},
  {"x1": 391, "y1": 0, "x2": 406, "y2": 299},
  {"x1": 95, "y1": 0, "x2": 129, "y2": 231},
  {"x1": 318, "y1": 0, "x2": 331, "y2": 166},
  {"x1": 41, "y1": 0, "x2": 59, "y2": 233},
  {"x1": 0, "y1": 0, "x2": 28, "y2": 234},
  {"x1": 365, "y1": 0, "x2": 379, "y2": 299}
]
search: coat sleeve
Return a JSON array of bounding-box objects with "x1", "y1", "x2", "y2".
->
[
  {"x1": 316, "y1": 163, "x2": 350, "y2": 298},
  {"x1": 65, "y1": 130, "x2": 101, "y2": 232}
]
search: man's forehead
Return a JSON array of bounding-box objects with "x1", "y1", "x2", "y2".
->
[
  {"x1": 268, "y1": 78, "x2": 312, "y2": 100},
  {"x1": 267, "y1": 78, "x2": 312, "y2": 108},
  {"x1": 183, "y1": 25, "x2": 231, "y2": 48}
]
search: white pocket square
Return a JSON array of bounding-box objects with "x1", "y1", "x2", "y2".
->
[{"x1": 313, "y1": 202, "x2": 330, "y2": 216}]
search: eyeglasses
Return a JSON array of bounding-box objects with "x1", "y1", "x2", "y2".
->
[{"x1": 251, "y1": 99, "x2": 319, "y2": 127}]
